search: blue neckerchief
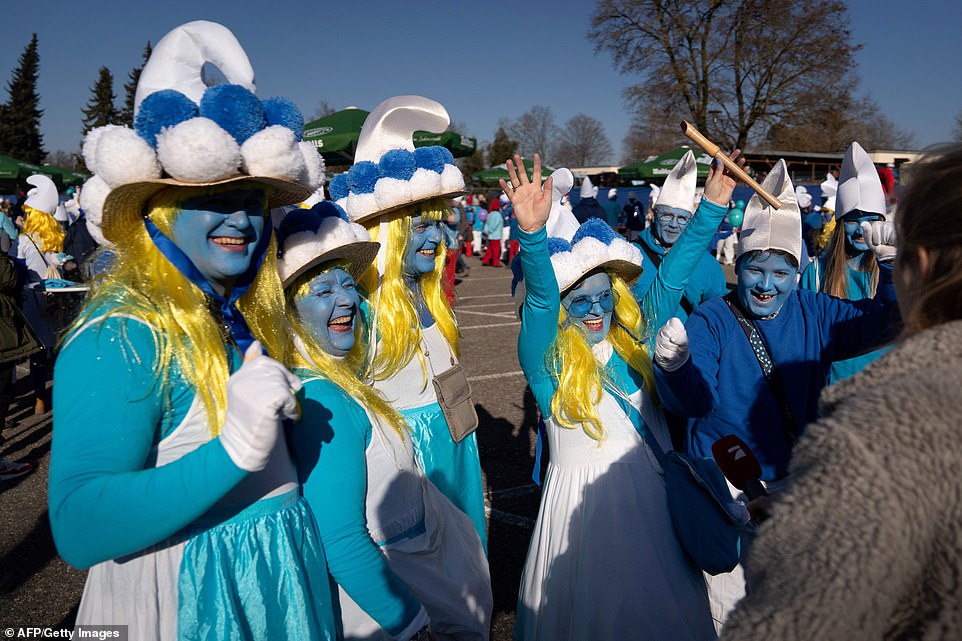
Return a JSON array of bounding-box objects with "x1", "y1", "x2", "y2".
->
[{"x1": 144, "y1": 217, "x2": 271, "y2": 353}]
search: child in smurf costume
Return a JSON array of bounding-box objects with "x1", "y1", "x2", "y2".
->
[
  {"x1": 329, "y1": 96, "x2": 487, "y2": 549},
  {"x1": 47, "y1": 21, "x2": 336, "y2": 640},
  {"x1": 276, "y1": 203, "x2": 492, "y2": 641}
]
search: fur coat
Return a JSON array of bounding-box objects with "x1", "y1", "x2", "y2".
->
[{"x1": 721, "y1": 320, "x2": 962, "y2": 641}]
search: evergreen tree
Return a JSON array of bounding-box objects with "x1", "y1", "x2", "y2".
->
[
  {"x1": 81, "y1": 67, "x2": 119, "y2": 136},
  {"x1": 0, "y1": 33, "x2": 46, "y2": 163},
  {"x1": 118, "y1": 42, "x2": 152, "y2": 127},
  {"x1": 486, "y1": 127, "x2": 518, "y2": 167}
]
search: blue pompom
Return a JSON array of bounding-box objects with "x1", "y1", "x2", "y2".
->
[
  {"x1": 348, "y1": 161, "x2": 379, "y2": 194},
  {"x1": 378, "y1": 149, "x2": 417, "y2": 181},
  {"x1": 329, "y1": 174, "x2": 349, "y2": 201},
  {"x1": 312, "y1": 200, "x2": 349, "y2": 222},
  {"x1": 572, "y1": 218, "x2": 618, "y2": 245},
  {"x1": 438, "y1": 147, "x2": 455, "y2": 165},
  {"x1": 278, "y1": 208, "x2": 323, "y2": 243},
  {"x1": 413, "y1": 146, "x2": 447, "y2": 173},
  {"x1": 199, "y1": 85, "x2": 266, "y2": 144},
  {"x1": 547, "y1": 237, "x2": 573, "y2": 256},
  {"x1": 134, "y1": 90, "x2": 199, "y2": 148},
  {"x1": 262, "y1": 97, "x2": 304, "y2": 141}
]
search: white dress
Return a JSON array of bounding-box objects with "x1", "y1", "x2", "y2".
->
[{"x1": 514, "y1": 342, "x2": 716, "y2": 641}]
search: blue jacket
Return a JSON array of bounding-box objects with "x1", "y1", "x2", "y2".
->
[{"x1": 653, "y1": 266, "x2": 900, "y2": 481}]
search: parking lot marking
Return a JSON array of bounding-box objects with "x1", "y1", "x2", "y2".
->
[
  {"x1": 467, "y1": 370, "x2": 524, "y2": 382},
  {"x1": 457, "y1": 309, "x2": 517, "y2": 319},
  {"x1": 460, "y1": 321, "x2": 520, "y2": 330},
  {"x1": 457, "y1": 294, "x2": 513, "y2": 302}
]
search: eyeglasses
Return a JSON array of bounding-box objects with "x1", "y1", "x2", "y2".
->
[
  {"x1": 655, "y1": 212, "x2": 691, "y2": 227},
  {"x1": 565, "y1": 288, "x2": 619, "y2": 318}
]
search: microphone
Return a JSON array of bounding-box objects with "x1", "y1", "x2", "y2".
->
[{"x1": 711, "y1": 435, "x2": 768, "y2": 502}]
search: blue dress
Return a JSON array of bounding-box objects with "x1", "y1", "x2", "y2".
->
[{"x1": 48, "y1": 305, "x2": 338, "y2": 641}]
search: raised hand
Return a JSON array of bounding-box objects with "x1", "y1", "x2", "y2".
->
[
  {"x1": 703, "y1": 149, "x2": 746, "y2": 207},
  {"x1": 219, "y1": 341, "x2": 303, "y2": 472},
  {"x1": 654, "y1": 317, "x2": 690, "y2": 372},
  {"x1": 860, "y1": 220, "x2": 897, "y2": 263},
  {"x1": 500, "y1": 153, "x2": 553, "y2": 233}
]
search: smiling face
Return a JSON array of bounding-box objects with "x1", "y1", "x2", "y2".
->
[
  {"x1": 652, "y1": 204, "x2": 692, "y2": 247},
  {"x1": 402, "y1": 216, "x2": 443, "y2": 279},
  {"x1": 294, "y1": 267, "x2": 360, "y2": 358},
  {"x1": 171, "y1": 189, "x2": 266, "y2": 296},
  {"x1": 562, "y1": 271, "x2": 615, "y2": 345},
  {"x1": 735, "y1": 251, "x2": 798, "y2": 318},
  {"x1": 842, "y1": 212, "x2": 883, "y2": 253}
]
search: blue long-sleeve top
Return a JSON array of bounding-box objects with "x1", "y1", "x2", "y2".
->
[
  {"x1": 653, "y1": 263, "x2": 900, "y2": 481},
  {"x1": 630, "y1": 202, "x2": 730, "y2": 325},
  {"x1": 48, "y1": 309, "x2": 247, "y2": 569},
  {"x1": 483, "y1": 210, "x2": 503, "y2": 238},
  {"x1": 799, "y1": 256, "x2": 891, "y2": 382},
  {"x1": 293, "y1": 376, "x2": 426, "y2": 638}
]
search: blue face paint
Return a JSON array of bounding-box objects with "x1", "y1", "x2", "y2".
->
[
  {"x1": 294, "y1": 267, "x2": 359, "y2": 358},
  {"x1": 171, "y1": 190, "x2": 266, "y2": 296},
  {"x1": 403, "y1": 216, "x2": 443, "y2": 279},
  {"x1": 562, "y1": 271, "x2": 614, "y2": 345},
  {"x1": 653, "y1": 204, "x2": 692, "y2": 247},
  {"x1": 842, "y1": 212, "x2": 882, "y2": 253},
  {"x1": 736, "y1": 252, "x2": 798, "y2": 318}
]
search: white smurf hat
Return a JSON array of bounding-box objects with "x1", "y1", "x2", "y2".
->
[
  {"x1": 737, "y1": 159, "x2": 802, "y2": 263},
  {"x1": 83, "y1": 20, "x2": 323, "y2": 245},
  {"x1": 24, "y1": 174, "x2": 59, "y2": 215},
  {"x1": 276, "y1": 201, "x2": 378, "y2": 288},
  {"x1": 329, "y1": 95, "x2": 464, "y2": 224},
  {"x1": 547, "y1": 168, "x2": 578, "y2": 241},
  {"x1": 579, "y1": 175, "x2": 594, "y2": 199},
  {"x1": 836, "y1": 141, "x2": 886, "y2": 220},
  {"x1": 795, "y1": 186, "x2": 812, "y2": 209},
  {"x1": 820, "y1": 172, "x2": 838, "y2": 214},
  {"x1": 654, "y1": 150, "x2": 697, "y2": 212}
]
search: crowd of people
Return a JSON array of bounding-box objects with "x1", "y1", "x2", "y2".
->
[{"x1": 0, "y1": 17, "x2": 959, "y2": 641}]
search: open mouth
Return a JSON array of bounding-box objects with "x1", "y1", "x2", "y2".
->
[
  {"x1": 582, "y1": 317, "x2": 605, "y2": 332},
  {"x1": 752, "y1": 292, "x2": 775, "y2": 304},
  {"x1": 211, "y1": 236, "x2": 249, "y2": 252},
  {"x1": 328, "y1": 312, "x2": 354, "y2": 333},
  {"x1": 418, "y1": 248, "x2": 436, "y2": 257}
]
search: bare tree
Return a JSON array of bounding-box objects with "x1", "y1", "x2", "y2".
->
[
  {"x1": 310, "y1": 99, "x2": 336, "y2": 121},
  {"x1": 589, "y1": 0, "x2": 861, "y2": 150},
  {"x1": 45, "y1": 149, "x2": 82, "y2": 169},
  {"x1": 554, "y1": 114, "x2": 614, "y2": 166},
  {"x1": 506, "y1": 105, "x2": 560, "y2": 160},
  {"x1": 954, "y1": 110, "x2": 962, "y2": 142}
]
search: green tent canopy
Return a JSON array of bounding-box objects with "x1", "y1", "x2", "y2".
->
[
  {"x1": 618, "y1": 146, "x2": 713, "y2": 182},
  {"x1": 302, "y1": 107, "x2": 477, "y2": 166},
  {"x1": 0, "y1": 155, "x2": 88, "y2": 191},
  {"x1": 471, "y1": 158, "x2": 555, "y2": 186}
]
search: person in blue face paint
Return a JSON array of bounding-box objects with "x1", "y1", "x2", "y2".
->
[
  {"x1": 276, "y1": 204, "x2": 491, "y2": 641},
  {"x1": 630, "y1": 151, "x2": 730, "y2": 324},
  {"x1": 800, "y1": 142, "x2": 893, "y2": 382},
  {"x1": 504, "y1": 153, "x2": 744, "y2": 641},
  {"x1": 652, "y1": 160, "x2": 901, "y2": 629},
  {"x1": 46, "y1": 21, "x2": 337, "y2": 640}
]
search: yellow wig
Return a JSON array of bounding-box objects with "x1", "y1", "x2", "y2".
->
[
  {"x1": 359, "y1": 197, "x2": 459, "y2": 382},
  {"x1": 22, "y1": 204, "x2": 65, "y2": 253},
  {"x1": 284, "y1": 260, "x2": 408, "y2": 438},
  {"x1": 68, "y1": 182, "x2": 296, "y2": 435},
  {"x1": 547, "y1": 273, "x2": 656, "y2": 441}
]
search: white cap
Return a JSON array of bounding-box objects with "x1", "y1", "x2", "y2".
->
[
  {"x1": 837, "y1": 141, "x2": 886, "y2": 219},
  {"x1": 654, "y1": 150, "x2": 697, "y2": 212},
  {"x1": 547, "y1": 168, "x2": 579, "y2": 241},
  {"x1": 737, "y1": 159, "x2": 802, "y2": 263},
  {"x1": 579, "y1": 175, "x2": 594, "y2": 199},
  {"x1": 24, "y1": 174, "x2": 59, "y2": 215},
  {"x1": 608, "y1": 188, "x2": 617, "y2": 200},
  {"x1": 795, "y1": 186, "x2": 812, "y2": 209}
]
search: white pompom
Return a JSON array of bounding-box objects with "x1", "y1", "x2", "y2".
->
[
  {"x1": 82, "y1": 125, "x2": 120, "y2": 176},
  {"x1": 157, "y1": 118, "x2": 242, "y2": 183},
  {"x1": 94, "y1": 127, "x2": 162, "y2": 188},
  {"x1": 373, "y1": 177, "x2": 413, "y2": 210},
  {"x1": 78, "y1": 175, "x2": 111, "y2": 226},
  {"x1": 440, "y1": 163, "x2": 465, "y2": 193},
  {"x1": 241, "y1": 125, "x2": 306, "y2": 183},
  {"x1": 299, "y1": 141, "x2": 325, "y2": 190},
  {"x1": 408, "y1": 167, "x2": 442, "y2": 203}
]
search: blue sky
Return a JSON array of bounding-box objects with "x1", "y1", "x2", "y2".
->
[{"x1": 1, "y1": 0, "x2": 959, "y2": 162}]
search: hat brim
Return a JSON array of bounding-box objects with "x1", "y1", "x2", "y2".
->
[
  {"x1": 103, "y1": 175, "x2": 313, "y2": 244},
  {"x1": 351, "y1": 190, "x2": 465, "y2": 225},
  {"x1": 559, "y1": 259, "x2": 643, "y2": 297},
  {"x1": 281, "y1": 241, "x2": 380, "y2": 289}
]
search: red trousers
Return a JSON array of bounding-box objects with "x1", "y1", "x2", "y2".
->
[
  {"x1": 506, "y1": 239, "x2": 520, "y2": 266},
  {"x1": 482, "y1": 239, "x2": 501, "y2": 266},
  {"x1": 443, "y1": 248, "x2": 458, "y2": 305}
]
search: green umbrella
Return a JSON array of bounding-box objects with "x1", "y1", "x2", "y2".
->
[
  {"x1": 618, "y1": 146, "x2": 712, "y2": 182},
  {"x1": 471, "y1": 158, "x2": 555, "y2": 186},
  {"x1": 302, "y1": 108, "x2": 477, "y2": 166},
  {"x1": 35, "y1": 165, "x2": 89, "y2": 187}
]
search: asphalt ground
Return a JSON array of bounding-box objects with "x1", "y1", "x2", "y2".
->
[{"x1": 0, "y1": 252, "x2": 541, "y2": 639}]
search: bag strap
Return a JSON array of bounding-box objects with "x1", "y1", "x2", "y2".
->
[
  {"x1": 723, "y1": 292, "x2": 799, "y2": 449},
  {"x1": 635, "y1": 239, "x2": 694, "y2": 316},
  {"x1": 25, "y1": 234, "x2": 52, "y2": 268}
]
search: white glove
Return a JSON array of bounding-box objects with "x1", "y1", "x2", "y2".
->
[
  {"x1": 860, "y1": 220, "x2": 897, "y2": 263},
  {"x1": 654, "y1": 317, "x2": 690, "y2": 372},
  {"x1": 219, "y1": 341, "x2": 303, "y2": 472}
]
